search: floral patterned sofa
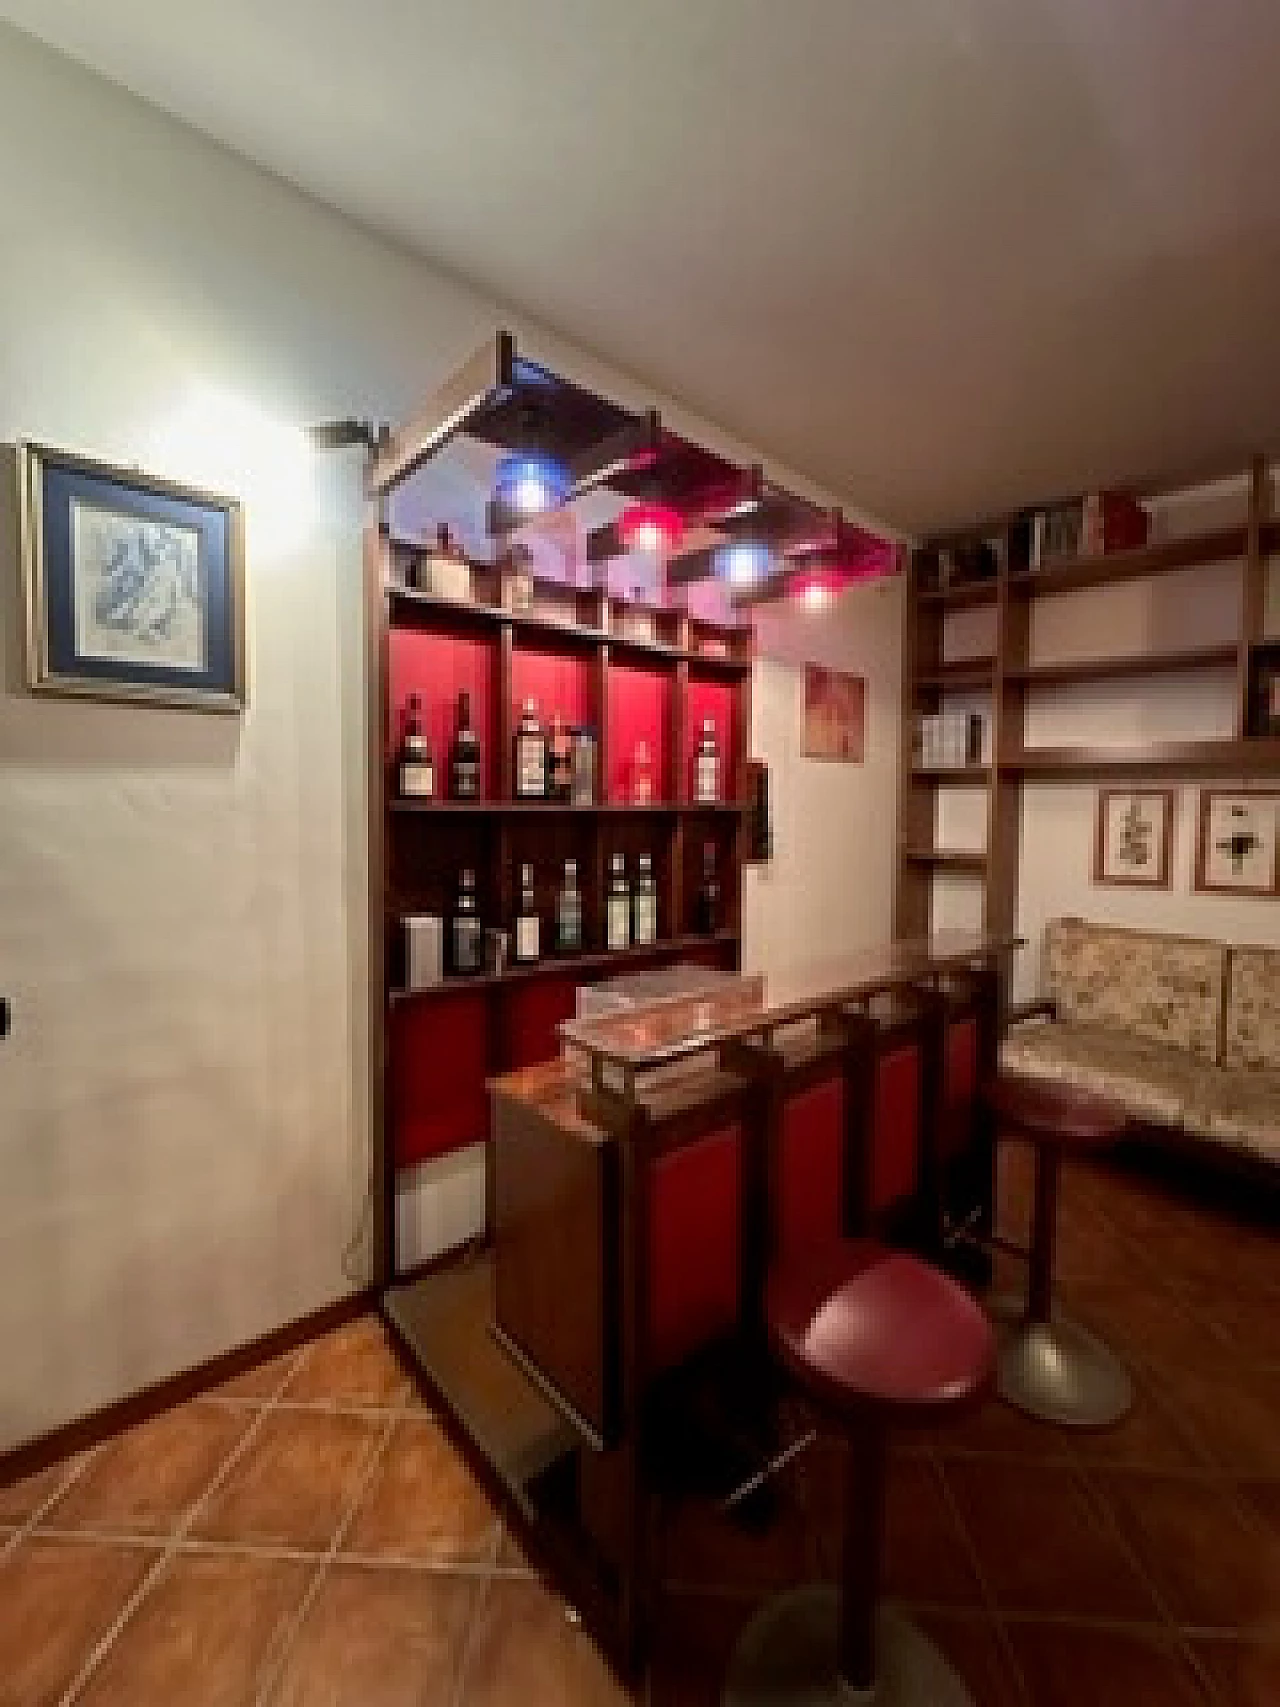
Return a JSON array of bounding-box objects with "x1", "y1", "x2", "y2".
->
[{"x1": 1001, "y1": 918, "x2": 1279, "y2": 1168}]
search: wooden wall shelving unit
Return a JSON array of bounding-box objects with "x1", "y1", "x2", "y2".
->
[
  {"x1": 373, "y1": 528, "x2": 753, "y2": 1280},
  {"x1": 894, "y1": 457, "x2": 1276, "y2": 939}
]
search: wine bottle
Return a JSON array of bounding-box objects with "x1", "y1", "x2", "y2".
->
[
  {"x1": 398, "y1": 693, "x2": 435, "y2": 799},
  {"x1": 514, "y1": 863, "x2": 540, "y2": 964},
  {"x1": 451, "y1": 868, "x2": 482, "y2": 974},
  {"x1": 633, "y1": 852, "x2": 658, "y2": 946},
  {"x1": 556, "y1": 858, "x2": 583, "y2": 954},
  {"x1": 514, "y1": 699, "x2": 547, "y2": 799},
  {"x1": 694, "y1": 718, "x2": 720, "y2": 803},
  {"x1": 450, "y1": 691, "x2": 481, "y2": 800},
  {"x1": 631, "y1": 740, "x2": 653, "y2": 806},
  {"x1": 694, "y1": 842, "x2": 719, "y2": 935},
  {"x1": 606, "y1": 854, "x2": 630, "y2": 952},
  {"x1": 547, "y1": 711, "x2": 573, "y2": 801}
]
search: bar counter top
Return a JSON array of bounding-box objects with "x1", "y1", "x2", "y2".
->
[{"x1": 552, "y1": 929, "x2": 1020, "y2": 1077}]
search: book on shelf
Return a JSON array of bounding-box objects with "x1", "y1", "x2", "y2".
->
[
  {"x1": 1028, "y1": 492, "x2": 1149, "y2": 568},
  {"x1": 914, "y1": 711, "x2": 985, "y2": 770}
]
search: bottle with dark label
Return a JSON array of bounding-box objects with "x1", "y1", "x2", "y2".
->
[
  {"x1": 451, "y1": 868, "x2": 482, "y2": 974},
  {"x1": 631, "y1": 740, "x2": 653, "y2": 806},
  {"x1": 633, "y1": 852, "x2": 658, "y2": 946},
  {"x1": 514, "y1": 863, "x2": 540, "y2": 964},
  {"x1": 398, "y1": 694, "x2": 435, "y2": 799},
  {"x1": 514, "y1": 699, "x2": 547, "y2": 799},
  {"x1": 606, "y1": 854, "x2": 630, "y2": 951},
  {"x1": 556, "y1": 858, "x2": 582, "y2": 954},
  {"x1": 694, "y1": 842, "x2": 719, "y2": 935},
  {"x1": 694, "y1": 718, "x2": 720, "y2": 803},
  {"x1": 547, "y1": 711, "x2": 573, "y2": 801},
  {"x1": 450, "y1": 691, "x2": 481, "y2": 800}
]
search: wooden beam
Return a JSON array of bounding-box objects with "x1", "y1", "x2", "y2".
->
[{"x1": 368, "y1": 331, "x2": 514, "y2": 497}]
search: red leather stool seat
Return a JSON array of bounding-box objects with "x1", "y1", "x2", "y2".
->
[{"x1": 767, "y1": 1240, "x2": 993, "y2": 1422}]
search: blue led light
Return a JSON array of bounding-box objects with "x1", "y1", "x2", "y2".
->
[
  {"x1": 494, "y1": 450, "x2": 571, "y2": 516},
  {"x1": 715, "y1": 540, "x2": 775, "y2": 586}
]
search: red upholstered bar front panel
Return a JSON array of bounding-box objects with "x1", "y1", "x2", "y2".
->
[
  {"x1": 391, "y1": 992, "x2": 489, "y2": 1167},
  {"x1": 606, "y1": 661, "x2": 672, "y2": 803},
  {"x1": 500, "y1": 977, "x2": 579, "y2": 1073},
  {"x1": 777, "y1": 1076, "x2": 845, "y2": 1256},
  {"x1": 871, "y1": 1044, "x2": 922, "y2": 1211},
  {"x1": 941, "y1": 1016, "x2": 979, "y2": 1159},
  {"x1": 648, "y1": 1124, "x2": 742, "y2": 1373}
]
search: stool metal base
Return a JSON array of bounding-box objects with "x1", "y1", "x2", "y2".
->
[
  {"x1": 998, "y1": 1315, "x2": 1133, "y2": 1427},
  {"x1": 723, "y1": 1589, "x2": 973, "y2": 1707}
]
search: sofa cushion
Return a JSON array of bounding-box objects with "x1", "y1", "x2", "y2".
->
[
  {"x1": 1044, "y1": 918, "x2": 1227, "y2": 1065},
  {"x1": 1223, "y1": 946, "x2": 1280, "y2": 1075},
  {"x1": 1185, "y1": 1070, "x2": 1280, "y2": 1163},
  {"x1": 1000, "y1": 1021, "x2": 1205, "y2": 1130}
]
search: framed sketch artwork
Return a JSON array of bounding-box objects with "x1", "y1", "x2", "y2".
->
[
  {"x1": 1093, "y1": 789, "x2": 1174, "y2": 888},
  {"x1": 18, "y1": 441, "x2": 245, "y2": 711},
  {"x1": 803, "y1": 664, "x2": 866, "y2": 763},
  {"x1": 1195, "y1": 791, "x2": 1280, "y2": 897}
]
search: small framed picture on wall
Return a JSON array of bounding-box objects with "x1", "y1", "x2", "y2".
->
[
  {"x1": 1195, "y1": 791, "x2": 1280, "y2": 897},
  {"x1": 1093, "y1": 789, "x2": 1174, "y2": 888}
]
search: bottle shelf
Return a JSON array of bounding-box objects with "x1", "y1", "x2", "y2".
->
[
  {"x1": 909, "y1": 765, "x2": 991, "y2": 786},
  {"x1": 389, "y1": 930, "x2": 741, "y2": 1002},
  {"x1": 390, "y1": 798, "x2": 746, "y2": 816}
]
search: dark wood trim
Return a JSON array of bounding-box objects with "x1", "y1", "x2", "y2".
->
[
  {"x1": 0, "y1": 1289, "x2": 373, "y2": 1490},
  {"x1": 1092, "y1": 788, "x2": 1176, "y2": 890}
]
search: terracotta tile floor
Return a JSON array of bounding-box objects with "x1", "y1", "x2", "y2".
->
[{"x1": 1, "y1": 1152, "x2": 1277, "y2": 1705}]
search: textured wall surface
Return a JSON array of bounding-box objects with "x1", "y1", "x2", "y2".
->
[{"x1": 0, "y1": 26, "x2": 898, "y2": 1447}]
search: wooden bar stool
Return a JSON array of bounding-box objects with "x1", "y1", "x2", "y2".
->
[
  {"x1": 984, "y1": 1073, "x2": 1133, "y2": 1427},
  {"x1": 723, "y1": 1240, "x2": 994, "y2": 1707}
]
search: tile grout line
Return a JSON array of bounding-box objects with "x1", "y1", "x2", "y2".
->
[
  {"x1": 0, "y1": 1445, "x2": 101, "y2": 1564},
  {"x1": 445, "y1": 1524, "x2": 506, "y2": 1707},
  {"x1": 930, "y1": 1449, "x2": 1033, "y2": 1707},
  {"x1": 253, "y1": 1408, "x2": 401, "y2": 1706},
  {"x1": 56, "y1": 1366, "x2": 288, "y2": 1707}
]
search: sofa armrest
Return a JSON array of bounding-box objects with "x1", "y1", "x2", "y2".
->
[{"x1": 1007, "y1": 998, "x2": 1057, "y2": 1027}]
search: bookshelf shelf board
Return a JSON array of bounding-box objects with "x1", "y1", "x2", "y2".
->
[
  {"x1": 903, "y1": 848, "x2": 988, "y2": 871},
  {"x1": 389, "y1": 930, "x2": 741, "y2": 1002},
  {"x1": 910, "y1": 765, "x2": 992, "y2": 786},
  {"x1": 1003, "y1": 645, "x2": 1239, "y2": 689},
  {"x1": 1006, "y1": 524, "x2": 1280, "y2": 600},
  {"x1": 917, "y1": 579, "x2": 998, "y2": 611},
  {"x1": 1000, "y1": 739, "x2": 1280, "y2": 778},
  {"x1": 914, "y1": 658, "x2": 996, "y2": 690}
]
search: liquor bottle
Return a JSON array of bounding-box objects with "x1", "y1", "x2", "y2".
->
[
  {"x1": 451, "y1": 868, "x2": 482, "y2": 974},
  {"x1": 631, "y1": 740, "x2": 653, "y2": 806},
  {"x1": 556, "y1": 858, "x2": 583, "y2": 954},
  {"x1": 514, "y1": 699, "x2": 547, "y2": 799},
  {"x1": 398, "y1": 694, "x2": 435, "y2": 799},
  {"x1": 514, "y1": 864, "x2": 540, "y2": 964},
  {"x1": 547, "y1": 711, "x2": 573, "y2": 801},
  {"x1": 606, "y1": 854, "x2": 630, "y2": 951},
  {"x1": 632, "y1": 852, "x2": 658, "y2": 946},
  {"x1": 694, "y1": 842, "x2": 719, "y2": 935},
  {"x1": 450, "y1": 691, "x2": 482, "y2": 800},
  {"x1": 694, "y1": 718, "x2": 720, "y2": 803}
]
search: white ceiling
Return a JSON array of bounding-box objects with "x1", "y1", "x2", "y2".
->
[{"x1": 5, "y1": 0, "x2": 1280, "y2": 533}]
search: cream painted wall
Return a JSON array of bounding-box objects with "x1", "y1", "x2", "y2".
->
[{"x1": 0, "y1": 27, "x2": 900, "y2": 1447}]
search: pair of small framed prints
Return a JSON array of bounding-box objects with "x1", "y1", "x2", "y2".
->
[{"x1": 1094, "y1": 788, "x2": 1280, "y2": 898}]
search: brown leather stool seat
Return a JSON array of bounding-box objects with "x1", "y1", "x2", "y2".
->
[
  {"x1": 984, "y1": 1073, "x2": 1132, "y2": 1426},
  {"x1": 724, "y1": 1240, "x2": 994, "y2": 1707}
]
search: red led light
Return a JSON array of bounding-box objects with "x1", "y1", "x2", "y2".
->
[{"x1": 618, "y1": 502, "x2": 685, "y2": 555}]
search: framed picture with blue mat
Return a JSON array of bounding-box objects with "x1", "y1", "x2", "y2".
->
[{"x1": 18, "y1": 441, "x2": 245, "y2": 711}]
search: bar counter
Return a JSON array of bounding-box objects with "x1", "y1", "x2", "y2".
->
[{"x1": 386, "y1": 931, "x2": 1019, "y2": 1675}]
